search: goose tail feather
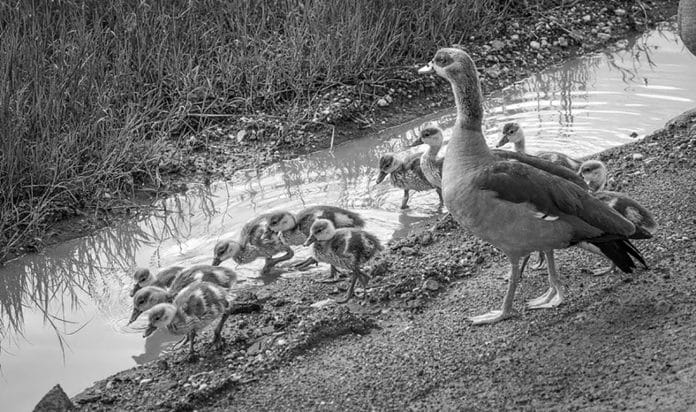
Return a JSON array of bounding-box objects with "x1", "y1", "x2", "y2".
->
[{"x1": 591, "y1": 239, "x2": 648, "y2": 273}]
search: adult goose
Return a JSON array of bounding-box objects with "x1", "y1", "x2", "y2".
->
[
  {"x1": 497, "y1": 122, "x2": 582, "y2": 171},
  {"x1": 265, "y1": 205, "x2": 365, "y2": 280},
  {"x1": 419, "y1": 47, "x2": 647, "y2": 324}
]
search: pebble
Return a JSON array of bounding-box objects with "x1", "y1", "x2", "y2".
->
[
  {"x1": 423, "y1": 279, "x2": 440, "y2": 291},
  {"x1": 597, "y1": 33, "x2": 611, "y2": 41},
  {"x1": 139, "y1": 378, "x2": 153, "y2": 385},
  {"x1": 529, "y1": 41, "x2": 541, "y2": 49},
  {"x1": 510, "y1": 34, "x2": 519, "y2": 41},
  {"x1": 377, "y1": 98, "x2": 390, "y2": 107},
  {"x1": 558, "y1": 37, "x2": 569, "y2": 47},
  {"x1": 310, "y1": 298, "x2": 336, "y2": 308},
  {"x1": 582, "y1": 14, "x2": 592, "y2": 22},
  {"x1": 490, "y1": 40, "x2": 505, "y2": 50},
  {"x1": 614, "y1": 8, "x2": 627, "y2": 16},
  {"x1": 632, "y1": 153, "x2": 644, "y2": 161},
  {"x1": 236, "y1": 130, "x2": 247, "y2": 143}
]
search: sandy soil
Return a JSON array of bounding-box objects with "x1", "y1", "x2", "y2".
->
[{"x1": 69, "y1": 105, "x2": 696, "y2": 410}]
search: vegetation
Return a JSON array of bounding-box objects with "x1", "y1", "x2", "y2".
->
[{"x1": 0, "y1": 0, "x2": 533, "y2": 262}]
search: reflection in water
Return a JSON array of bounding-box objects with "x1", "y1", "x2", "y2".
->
[{"x1": 1, "y1": 24, "x2": 695, "y2": 411}]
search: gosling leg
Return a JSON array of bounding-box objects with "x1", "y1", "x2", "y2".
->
[{"x1": 401, "y1": 190, "x2": 410, "y2": 209}]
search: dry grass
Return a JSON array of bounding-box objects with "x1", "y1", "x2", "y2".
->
[{"x1": 0, "y1": 0, "x2": 542, "y2": 262}]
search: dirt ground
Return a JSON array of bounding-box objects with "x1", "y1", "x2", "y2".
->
[{"x1": 69, "y1": 106, "x2": 696, "y2": 410}]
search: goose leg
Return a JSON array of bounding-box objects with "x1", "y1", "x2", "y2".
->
[
  {"x1": 470, "y1": 256, "x2": 521, "y2": 325},
  {"x1": 337, "y1": 270, "x2": 360, "y2": 303},
  {"x1": 293, "y1": 257, "x2": 319, "y2": 270},
  {"x1": 578, "y1": 242, "x2": 617, "y2": 276},
  {"x1": 318, "y1": 265, "x2": 343, "y2": 283},
  {"x1": 435, "y1": 187, "x2": 444, "y2": 208},
  {"x1": 527, "y1": 250, "x2": 564, "y2": 309},
  {"x1": 401, "y1": 190, "x2": 410, "y2": 209},
  {"x1": 212, "y1": 313, "x2": 230, "y2": 345},
  {"x1": 261, "y1": 247, "x2": 295, "y2": 275},
  {"x1": 530, "y1": 251, "x2": 547, "y2": 270},
  {"x1": 506, "y1": 254, "x2": 531, "y2": 280}
]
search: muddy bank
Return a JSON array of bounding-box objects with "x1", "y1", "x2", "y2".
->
[
  {"x1": 12, "y1": 0, "x2": 676, "y2": 261},
  {"x1": 71, "y1": 108, "x2": 696, "y2": 410}
]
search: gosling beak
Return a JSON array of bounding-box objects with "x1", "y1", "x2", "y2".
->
[
  {"x1": 409, "y1": 137, "x2": 424, "y2": 148},
  {"x1": 129, "y1": 285, "x2": 138, "y2": 298},
  {"x1": 303, "y1": 234, "x2": 317, "y2": 247},
  {"x1": 418, "y1": 62, "x2": 434, "y2": 74},
  {"x1": 496, "y1": 134, "x2": 509, "y2": 148},
  {"x1": 143, "y1": 324, "x2": 157, "y2": 338},
  {"x1": 128, "y1": 308, "x2": 142, "y2": 325},
  {"x1": 212, "y1": 257, "x2": 221, "y2": 266},
  {"x1": 375, "y1": 171, "x2": 387, "y2": 184},
  {"x1": 278, "y1": 231, "x2": 287, "y2": 245}
]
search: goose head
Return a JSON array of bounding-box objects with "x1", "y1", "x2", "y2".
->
[
  {"x1": 376, "y1": 154, "x2": 401, "y2": 183},
  {"x1": 410, "y1": 126, "x2": 444, "y2": 148},
  {"x1": 419, "y1": 47, "x2": 480, "y2": 86},
  {"x1": 212, "y1": 239, "x2": 242, "y2": 265},
  {"x1": 143, "y1": 303, "x2": 177, "y2": 337},
  {"x1": 267, "y1": 211, "x2": 296, "y2": 233},
  {"x1": 130, "y1": 268, "x2": 154, "y2": 297},
  {"x1": 304, "y1": 218, "x2": 336, "y2": 246},
  {"x1": 578, "y1": 160, "x2": 607, "y2": 192},
  {"x1": 129, "y1": 285, "x2": 169, "y2": 324},
  {"x1": 496, "y1": 122, "x2": 524, "y2": 148}
]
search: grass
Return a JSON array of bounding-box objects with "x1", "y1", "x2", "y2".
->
[{"x1": 0, "y1": 0, "x2": 546, "y2": 262}]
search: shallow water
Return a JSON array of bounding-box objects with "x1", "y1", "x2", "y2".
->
[{"x1": 2, "y1": 25, "x2": 695, "y2": 411}]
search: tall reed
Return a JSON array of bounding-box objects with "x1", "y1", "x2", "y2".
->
[{"x1": 0, "y1": 0, "x2": 526, "y2": 262}]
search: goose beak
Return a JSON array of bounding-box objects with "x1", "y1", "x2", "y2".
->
[
  {"x1": 376, "y1": 171, "x2": 387, "y2": 184},
  {"x1": 128, "y1": 308, "x2": 142, "y2": 325},
  {"x1": 143, "y1": 324, "x2": 157, "y2": 338},
  {"x1": 212, "y1": 257, "x2": 221, "y2": 266},
  {"x1": 408, "y1": 137, "x2": 424, "y2": 147},
  {"x1": 418, "y1": 62, "x2": 434, "y2": 74},
  {"x1": 303, "y1": 234, "x2": 316, "y2": 247},
  {"x1": 496, "y1": 135, "x2": 509, "y2": 148}
]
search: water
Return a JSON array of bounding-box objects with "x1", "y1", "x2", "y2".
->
[{"x1": 2, "y1": 25, "x2": 695, "y2": 411}]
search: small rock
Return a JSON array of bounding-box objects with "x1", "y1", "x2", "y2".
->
[
  {"x1": 401, "y1": 246, "x2": 417, "y2": 256},
  {"x1": 484, "y1": 65, "x2": 501, "y2": 78},
  {"x1": 34, "y1": 384, "x2": 75, "y2": 411},
  {"x1": 655, "y1": 300, "x2": 672, "y2": 315},
  {"x1": 140, "y1": 378, "x2": 153, "y2": 385},
  {"x1": 529, "y1": 41, "x2": 541, "y2": 49},
  {"x1": 558, "y1": 37, "x2": 569, "y2": 47},
  {"x1": 631, "y1": 153, "x2": 644, "y2": 161},
  {"x1": 597, "y1": 33, "x2": 611, "y2": 41},
  {"x1": 614, "y1": 8, "x2": 626, "y2": 16},
  {"x1": 510, "y1": 34, "x2": 519, "y2": 41},
  {"x1": 236, "y1": 130, "x2": 247, "y2": 143},
  {"x1": 582, "y1": 14, "x2": 592, "y2": 22},
  {"x1": 490, "y1": 40, "x2": 505, "y2": 50},
  {"x1": 630, "y1": 131, "x2": 639, "y2": 138},
  {"x1": 198, "y1": 383, "x2": 209, "y2": 391},
  {"x1": 377, "y1": 98, "x2": 390, "y2": 107},
  {"x1": 419, "y1": 232, "x2": 433, "y2": 246},
  {"x1": 423, "y1": 278, "x2": 440, "y2": 291}
]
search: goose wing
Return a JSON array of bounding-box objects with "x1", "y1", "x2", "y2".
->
[
  {"x1": 474, "y1": 160, "x2": 635, "y2": 238},
  {"x1": 492, "y1": 149, "x2": 587, "y2": 190}
]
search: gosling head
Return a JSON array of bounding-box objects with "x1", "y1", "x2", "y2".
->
[
  {"x1": 130, "y1": 268, "x2": 154, "y2": 297},
  {"x1": 496, "y1": 122, "x2": 524, "y2": 148},
  {"x1": 304, "y1": 219, "x2": 337, "y2": 247},
  {"x1": 578, "y1": 160, "x2": 607, "y2": 192},
  {"x1": 418, "y1": 47, "x2": 478, "y2": 83},
  {"x1": 129, "y1": 286, "x2": 169, "y2": 324},
  {"x1": 267, "y1": 211, "x2": 296, "y2": 233},
  {"x1": 212, "y1": 239, "x2": 242, "y2": 266},
  {"x1": 410, "y1": 126, "x2": 444, "y2": 148},
  {"x1": 143, "y1": 303, "x2": 177, "y2": 338},
  {"x1": 376, "y1": 154, "x2": 401, "y2": 183}
]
